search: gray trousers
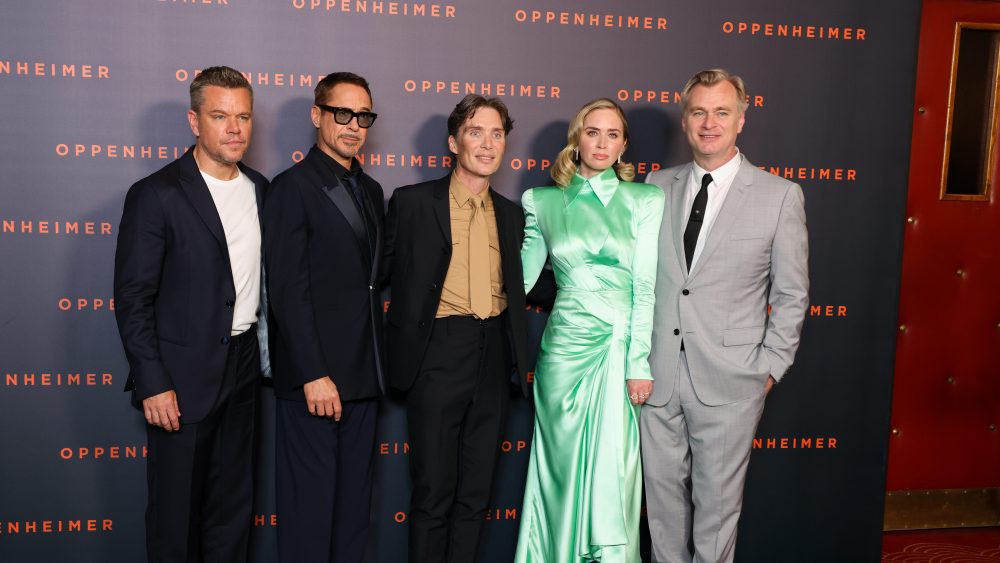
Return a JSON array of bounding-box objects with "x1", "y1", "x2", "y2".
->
[{"x1": 640, "y1": 351, "x2": 766, "y2": 563}]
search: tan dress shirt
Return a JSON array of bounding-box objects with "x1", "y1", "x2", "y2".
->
[{"x1": 436, "y1": 174, "x2": 507, "y2": 318}]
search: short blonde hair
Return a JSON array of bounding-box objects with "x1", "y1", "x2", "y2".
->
[
  {"x1": 550, "y1": 98, "x2": 635, "y2": 188},
  {"x1": 681, "y1": 69, "x2": 748, "y2": 113}
]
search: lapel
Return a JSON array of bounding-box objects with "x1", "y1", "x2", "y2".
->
[
  {"x1": 237, "y1": 162, "x2": 272, "y2": 376},
  {"x1": 493, "y1": 191, "x2": 512, "y2": 275},
  {"x1": 178, "y1": 149, "x2": 231, "y2": 267},
  {"x1": 238, "y1": 162, "x2": 265, "y2": 224},
  {"x1": 687, "y1": 158, "x2": 753, "y2": 282},
  {"x1": 431, "y1": 175, "x2": 453, "y2": 246},
  {"x1": 669, "y1": 164, "x2": 691, "y2": 277},
  {"x1": 303, "y1": 148, "x2": 369, "y2": 260},
  {"x1": 363, "y1": 177, "x2": 384, "y2": 286}
]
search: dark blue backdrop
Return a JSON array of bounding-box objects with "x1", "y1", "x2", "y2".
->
[{"x1": 0, "y1": 1, "x2": 921, "y2": 561}]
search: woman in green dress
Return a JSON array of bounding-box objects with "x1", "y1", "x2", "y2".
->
[{"x1": 515, "y1": 98, "x2": 664, "y2": 562}]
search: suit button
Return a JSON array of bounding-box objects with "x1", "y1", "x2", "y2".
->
[
  {"x1": 673, "y1": 329, "x2": 680, "y2": 335},
  {"x1": 225, "y1": 300, "x2": 235, "y2": 307},
  {"x1": 221, "y1": 336, "x2": 231, "y2": 345},
  {"x1": 418, "y1": 321, "x2": 426, "y2": 328},
  {"x1": 430, "y1": 283, "x2": 438, "y2": 290},
  {"x1": 682, "y1": 289, "x2": 690, "y2": 296}
]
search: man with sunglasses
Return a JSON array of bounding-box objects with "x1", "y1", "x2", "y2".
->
[{"x1": 263, "y1": 71, "x2": 385, "y2": 563}]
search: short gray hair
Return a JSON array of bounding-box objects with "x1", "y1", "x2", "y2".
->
[{"x1": 190, "y1": 66, "x2": 252, "y2": 112}]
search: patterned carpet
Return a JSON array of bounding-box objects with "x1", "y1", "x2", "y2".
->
[{"x1": 883, "y1": 529, "x2": 1000, "y2": 562}]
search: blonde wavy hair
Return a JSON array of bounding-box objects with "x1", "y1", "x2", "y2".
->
[{"x1": 551, "y1": 98, "x2": 635, "y2": 188}]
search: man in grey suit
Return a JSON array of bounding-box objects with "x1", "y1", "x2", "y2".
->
[{"x1": 641, "y1": 69, "x2": 809, "y2": 563}]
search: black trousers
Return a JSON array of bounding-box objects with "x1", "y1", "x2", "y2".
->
[
  {"x1": 275, "y1": 397, "x2": 378, "y2": 563},
  {"x1": 406, "y1": 314, "x2": 511, "y2": 563},
  {"x1": 145, "y1": 326, "x2": 260, "y2": 563}
]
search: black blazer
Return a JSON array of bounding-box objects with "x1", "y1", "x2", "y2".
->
[
  {"x1": 383, "y1": 174, "x2": 530, "y2": 396},
  {"x1": 263, "y1": 147, "x2": 385, "y2": 402},
  {"x1": 114, "y1": 149, "x2": 268, "y2": 424}
]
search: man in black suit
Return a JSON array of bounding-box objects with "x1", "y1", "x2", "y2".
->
[
  {"x1": 383, "y1": 94, "x2": 530, "y2": 563},
  {"x1": 114, "y1": 66, "x2": 269, "y2": 562},
  {"x1": 263, "y1": 72, "x2": 384, "y2": 563}
]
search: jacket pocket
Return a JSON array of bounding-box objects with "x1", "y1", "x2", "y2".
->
[{"x1": 722, "y1": 326, "x2": 764, "y2": 346}]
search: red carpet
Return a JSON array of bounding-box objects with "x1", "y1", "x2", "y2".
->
[{"x1": 883, "y1": 528, "x2": 1000, "y2": 562}]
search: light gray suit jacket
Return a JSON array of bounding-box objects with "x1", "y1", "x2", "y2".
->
[{"x1": 645, "y1": 157, "x2": 809, "y2": 406}]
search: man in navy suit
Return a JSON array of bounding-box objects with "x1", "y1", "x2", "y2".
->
[
  {"x1": 264, "y1": 72, "x2": 385, "y2": 563},
  {"x1": 114, "y1": 66, "x2": 269, "y2": 562}
]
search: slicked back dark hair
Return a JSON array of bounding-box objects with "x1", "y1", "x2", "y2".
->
[
  {"x1": 446, "y1": 94, "x2": 514, "y2": 138},
  {"x1": 314, "y1": 72, "x2": 373, "y2": 106},
  {"x1": 190, "y1": 66, "x2": 252, "y2": 112}
]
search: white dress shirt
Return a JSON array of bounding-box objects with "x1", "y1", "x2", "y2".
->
[{"x1": 684, "y1": 150, "x2": 743, "y2": 271}]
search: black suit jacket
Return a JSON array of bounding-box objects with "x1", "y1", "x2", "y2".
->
[
  {"x1": 383, "y1": 174, "x2": 531, "y2": 396},
  {"x1": 263, "y1": 147, "x2": 385, "y2": 402},
  {"x1": 114, "y1": 148, "x2": 269, "y2": 424}
]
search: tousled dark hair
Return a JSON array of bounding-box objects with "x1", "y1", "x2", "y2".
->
[{"x1": 446, "y1": 94, "x2": 513, "y2": 138}]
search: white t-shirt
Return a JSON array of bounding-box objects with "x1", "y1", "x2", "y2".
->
[{"x1": 201, "y1": 170, "x2": 261, "y2": 335}]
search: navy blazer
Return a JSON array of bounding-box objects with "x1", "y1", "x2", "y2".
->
[
  {"x1": 263, "y1": 147, "x2": 385, "y2": 402},
  {"x1": 114, "y1": 148, "x2": 269, "y2": 424}
]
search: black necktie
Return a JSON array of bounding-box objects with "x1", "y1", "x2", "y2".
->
[
  {"x1": 683, "y1": 173, "x2": 712, "y2": 270},
  {"x1": 345, "y1": 172, "x2": 377, "y2": 261}
]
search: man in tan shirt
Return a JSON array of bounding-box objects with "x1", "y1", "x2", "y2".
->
[
  {"x1": 436, "y1": 173, "x2": 506, "y2": 319},
  {"x1": 383, "y1": 94, "x2": 533, "y2": 563}
]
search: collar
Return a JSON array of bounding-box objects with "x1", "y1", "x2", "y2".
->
[
  {"x1": 565, "y1": 166, "x2": 619, "y2": 207},
  {"x1": 313, "y1": 145, "x2": 364, "y2": 183},
  {"x1": 449, "y1": 172, "x2": 492, "y2": 208},
  {"x1": 692, "y1": 148, "x2": 742, "y2": 189}
]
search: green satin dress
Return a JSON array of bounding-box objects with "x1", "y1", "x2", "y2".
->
[{"x1": 515, "y1": 168, "x2": 664, "y2": 562}]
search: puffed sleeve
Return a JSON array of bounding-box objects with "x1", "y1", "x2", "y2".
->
[
  {"x1": 521, "y1": 188, "x2": 548, "y2": 293},
  {"x1": 626, "y1": 186, "x2": 665, "y2": 380}
]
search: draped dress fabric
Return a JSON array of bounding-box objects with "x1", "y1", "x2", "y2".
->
[{"x1": 515, "y1": 168, "x2": 664, "y2": 563}]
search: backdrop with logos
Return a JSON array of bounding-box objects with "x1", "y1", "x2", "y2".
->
[{"x1": 0, "y1": 1, "x2": 921, "y2": 561}]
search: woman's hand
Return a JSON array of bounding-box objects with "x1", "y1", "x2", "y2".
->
[{"x1": 627, "y1": 379, "x2": 653, "y2": 405}]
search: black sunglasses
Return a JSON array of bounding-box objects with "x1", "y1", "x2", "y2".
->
[{"x1": 316, "y1": 104, "x2": 378, "y2": 128}]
